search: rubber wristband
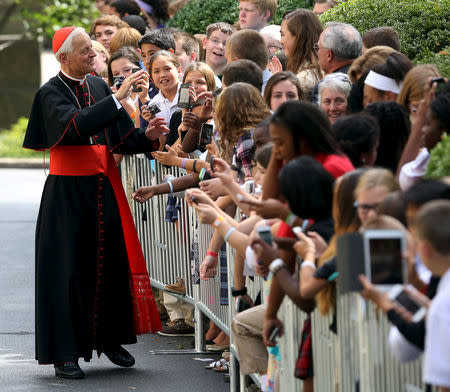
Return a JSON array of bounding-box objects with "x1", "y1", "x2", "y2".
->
[
  {"x1": 167, "y1": 180, "x2": 174, "y2": 194},
  {"x1": 192, "y1": 159, "x2": 197, "y2": 173},
  {"x1": 212, "y1": 215, "x2": 225, "y2": 229},
  {"x1": 224, "y1": 227, "x2": 236, "y2": 243},
  {"x1": 301, "y1": 260, "x2": 316, "y2": 270},
  {"x1": 207, "y1": 251, "x2": 218, "y2": 258},
  {"x1": 182, "y1": 158, "x2": 187, "y2": 169},
  {"x1": 285, "y1": 212, "x2": 298, "y2": 227}
]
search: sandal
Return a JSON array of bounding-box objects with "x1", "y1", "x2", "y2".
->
[
  {"x1": 213, "y1": 361, "x2": 230, "y2": 373},
  {"x1": 205, "y1": 358, "x2": 227, "y2": 370}
]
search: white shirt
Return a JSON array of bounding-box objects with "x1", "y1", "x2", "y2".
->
[
  {"x1": 147, "y1": 85, "x2": 180, "y2": 124},
  {"x1": 399, "y1": 148, "x2": 430, "y2": 191},
  {"x1": 424, "y1": 268, "x2": 450, "y2": 388}
]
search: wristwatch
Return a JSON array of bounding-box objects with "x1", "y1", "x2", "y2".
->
[
  {"x1": 269, "y1": 258, "x2": 286, "y2": 275},
  {"x1": 231, "y1": 286, "x2": 247, "y2": 297}
]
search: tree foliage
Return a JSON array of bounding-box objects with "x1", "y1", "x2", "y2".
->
[
  {"x1": 168, "y1": 0, "x2": 314, "y2": 35},
  {"x1": 319, "y1": 0, "x2": 450, "y2": 62},
  {"x1": 17, "y1": 0, "x2": 99, "y2": 41}
]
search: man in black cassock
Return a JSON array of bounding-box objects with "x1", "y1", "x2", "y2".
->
[{"x1": 23, "y1": 26, "x2": 164, "y2": 379}]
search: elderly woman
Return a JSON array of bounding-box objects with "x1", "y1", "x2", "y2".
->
[{"x1": 318, "y1": 72, "x2": 352, "y2": 124}]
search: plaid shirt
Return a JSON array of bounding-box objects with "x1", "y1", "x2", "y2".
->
[{"x1": 232, "y1": 131, "x2": 254, "y2": 183}]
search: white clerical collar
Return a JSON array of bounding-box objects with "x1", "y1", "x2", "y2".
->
[{"x1": 60, "y1": 69, "x2": 87, "y2": 85}]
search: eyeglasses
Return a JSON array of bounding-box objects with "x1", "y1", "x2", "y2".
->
[
  {"x1": 353, "y1": 201, "x2": 379, "y2": 212},
  {"x1": 313, "y1": 43, "x2": 329, "y2": 52},
  {"x1": 209, "y1": 38, "x2": 227, "y2": 47}
]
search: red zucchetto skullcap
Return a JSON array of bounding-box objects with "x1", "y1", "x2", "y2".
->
[{"x1": 52, "y1": 26, "x2": 77, "y2": 54}]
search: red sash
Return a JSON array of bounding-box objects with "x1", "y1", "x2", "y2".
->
[{"x1": 50, "y1": 145, "x2": 161, "y2": 334}]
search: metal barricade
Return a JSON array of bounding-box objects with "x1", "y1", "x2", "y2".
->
[{"x1": 121, "y1": 156, "x2": 433, "y2": 392}]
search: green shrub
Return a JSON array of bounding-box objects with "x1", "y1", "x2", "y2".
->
[
  {"x1": 416, "y1": 48, "x2": 450, "y2": 78},
  {"x1": 0, "y1": 117, "x2": 41, "y2": 158},
  {"x1": 426, "y1": 133, "x2": 450, "y2": 179},
  {"x1": 19, "y1": 0, "x2": 100, "y2": 41},
  {"x1": 320, "y1": 0, "x2": 450, "y2": 62},
  {"x1": 168, "y1": 0, "x2": 314, "y2": 35}
]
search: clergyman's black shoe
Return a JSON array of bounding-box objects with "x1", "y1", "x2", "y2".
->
[
  {"x1": 104, "y1": 346, "x2": 135, "y2": 367},
  {"x1": 54, "y1": 361, "x2": 86, "y2": 379}
]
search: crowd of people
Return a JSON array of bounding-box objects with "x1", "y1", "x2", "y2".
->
[{"x1": 26, "y1": 0, "x2": 449, "y2": 390}]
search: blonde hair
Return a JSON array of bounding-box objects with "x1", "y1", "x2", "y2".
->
[
  {"x1": 397, "y1": 64, "x2": 441, "y2": 108},
  {"x1": 92, "y1": 40, "x2": 110, "y2": 60},
  {"x1": 316, "y1": 170, "x2": 365, "y2": 315},
  {"x1": 109, "y1": 27, "x2": 142, "y2": 54},
  {"x1": 354, "y1": 168, "x2": 399, "y2": 199},
  {"x1": 240, "y1": 0, "x2": 277, "y2": 21},
  {"x1": 215, "y1": 82, "x2": 270, "y2": 162},
  {"x1": 183, "y1": 62, "x2": 216, "y2": 91},
  {"x1": 348, "y1": 45, "x2": 396, "y2": 83}
]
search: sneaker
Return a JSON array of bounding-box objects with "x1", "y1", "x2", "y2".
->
[
  {"x1": 164, "y1": 278, "x2": 186, "y2": 295},
  {"x1": 157, "y1": 318, "x2": 194, "y2": 336}
]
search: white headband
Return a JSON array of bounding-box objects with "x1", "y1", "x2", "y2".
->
[{"x1": 364, "y1": 70, "x2": 402, "y2": 94}]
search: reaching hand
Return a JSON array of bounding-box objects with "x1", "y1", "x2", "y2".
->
[
  {"x1": 185, "y1": 188, "x2": 217, "y2": 209},
  {"x1": 240, "y1": 197, "x2": 289, "y2": 219},
  {"x1": 307, "y1": 231, "x2": 327, "y2": 258},
  {"x1": 209, "y1": 157, "x2": 233, "y2": 187},
  {"x1": 190, "y1": 202, "x2": 218, "y2": 225},
  {"x1": 268, "y1": 55, "x2": 282, "y2": 75},
  {"x1": 114, "y1": 69, "x2": 146, "y2": 101},
  {"x1": 250, "y1": 237, "x2": 279, "y2": 268},
  {"x1": 145, "y1": 117, "x2": 169, "y2": 141},
  {"x1": 152, "y1": 144, "x2": 179, "y2": 166},
  {"x1": 137, "y1": 71, "x2": 150, "y2": 101},
  {"x1": 196, "y1": 91, "x2": 214, "y2": 122},
  {"x1": 200, "y1": 255, "x2": 218, "y2": 280},
  {"x1": 263, "y1": 317, "x2": 284, "y2": 347},
  {"x1": 182, "y1": 112, "x2": 202, "y2": 132},
  {"x1": 293, "y1": 231, "x2": 316, "y2": 260},
  {"x1": 199, "y1": 178, "x2": 226, "y2": 200},
  {"x1": 132, "y1": 186, "x2": 157, "y2": 203}
]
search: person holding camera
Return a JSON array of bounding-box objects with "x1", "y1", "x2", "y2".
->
[{"x1": 23, "y1": 26, "x2": 165, "y2": 379}]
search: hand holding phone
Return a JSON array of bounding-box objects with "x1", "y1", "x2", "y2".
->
[
  {"x1": 178, "y1": 83, "x2": 192, "y2": 109},
  {"x1": 389, "y1": 285, "x2": 426, "y2": 322},
  {"x1": 269, "y1": 327, "x2": 280, "y2": 343},
  {"x1": 131, "y1": 67, "x2": 143, "y2": 92},
  {"x1": 257, "y1": 225, "x2": 273, "y2": 245}
]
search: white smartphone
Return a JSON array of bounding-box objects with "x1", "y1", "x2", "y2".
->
[
  {"x1": 363, "y1": 230, "x2": 407, "y2": 288},
  {"x1": 257, "y1": 225, "x2": 273, "y2": 245},
  {"x1": 292, "y1": 219, "x2": 309, "y2": 239},
  {"x1": 388, "y1": 285, "x2": 426, "y2": 322}
]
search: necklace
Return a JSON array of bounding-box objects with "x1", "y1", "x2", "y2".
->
[
  {"x1": 57, "y1": 74, "x2": 91, "y2": 108},
  {"x1": 58, "y1": 74, "x2": 95, "y2": 144}
]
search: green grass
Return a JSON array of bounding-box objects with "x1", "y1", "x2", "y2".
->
[{"x1": 0, "y1": 117, "x2": 41, "y2": 158}]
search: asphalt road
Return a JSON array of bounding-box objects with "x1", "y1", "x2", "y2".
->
[{"x1": 0, "y1": 168, "x2": 229, "y2": 391}]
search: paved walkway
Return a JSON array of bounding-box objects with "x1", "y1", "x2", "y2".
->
[{"x1": 0, "y1": 168, "x2": 230, "y2": 391}]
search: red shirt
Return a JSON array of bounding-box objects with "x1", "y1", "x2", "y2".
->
[{"x1": 276, "y1": 153, "x2": 354, "y2": 238}]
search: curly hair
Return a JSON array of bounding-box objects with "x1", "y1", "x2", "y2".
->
[{"x1": 215, "y1": 83, "x2": 270, "y2": 162}]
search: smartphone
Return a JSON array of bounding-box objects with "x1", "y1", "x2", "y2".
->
[
  {"x1": 363, "y1": 230, "x2": 406, "y2": 287},
  {"x1": 292, "y1": 219, "x2": 310, "y2": 239},
  {"x1": 146, "y1": 102, "x2": 161, "y2": 116},
  {"x1": 430, "y1": 77, "x2": 445, "y2": 94},
  {"x1": 131, "y1": 67, "x2": 142, "y2": 92},
  {"x1": 198, "y1": 167, "x2": 212, "y2": 181},
  {"x1": 209, "y1": 155, "x2": 215, "y2": 172},
  {"x1": 178, "y1": 83, "x2": 191, "y2": 109},
  {"x1": 113, "y1": 75, "x2": 125, "y2": 89},
  {"x1": 199, "y1": 123, "x2": 214, "y2": 148},
  {"x1": 190, "y1": 195, "x2": 198, "y2": 204},
  {"x1": 269, "y1": 327, "x2": 280, "y2": 343},
  {"x1": 257, "y1": 225, "x2": 273, "y2": 245},
  {"x1": 389, "y1": 285, "x2": 426, "y2": 322},
  {"x1": 244, "y1": 180, "x2": 255, "y2": 194}
]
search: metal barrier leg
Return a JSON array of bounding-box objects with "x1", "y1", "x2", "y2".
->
[{"x1": 194, "y1": 284, "x2": 205, "y2": 353}]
